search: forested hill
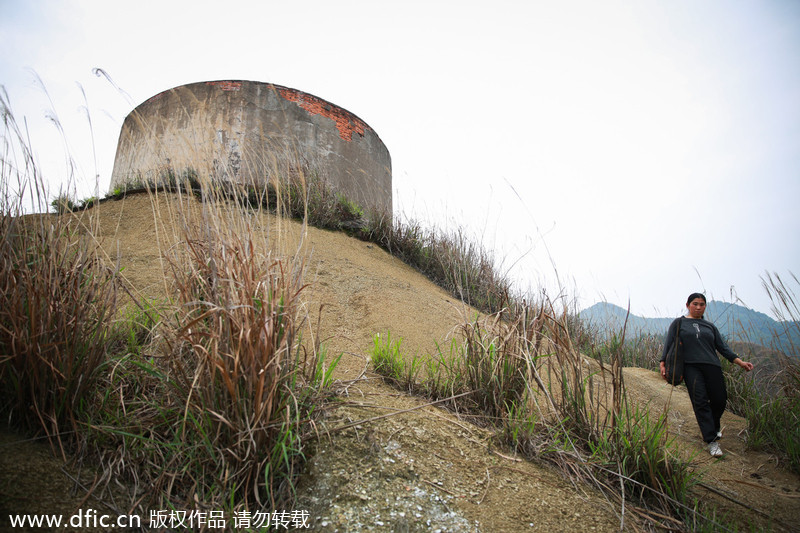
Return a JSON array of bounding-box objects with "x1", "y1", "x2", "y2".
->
[{"x1": 579, "y1": 301, "x2": 799, "y2": 357}]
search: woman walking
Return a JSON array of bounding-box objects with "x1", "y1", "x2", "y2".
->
[{"x1": 659, "y1": 293, "x2": 754, "y2": 457}]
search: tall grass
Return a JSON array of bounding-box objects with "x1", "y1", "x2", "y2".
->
[
  {"x1": 724, "y1": 273, "x2": 800, "y2": 472},
  {"x1": 164, "y1": 192, "x2": 337, "y2": 508},
  {"x1": 80, "y1": 179, "x2": 344, "y2": 512},
  {"x1": 0, "y1": 95, "x2": 119, "y2": 454},
  {"x1": 368, "y1": 220, "x2": 511, "y2": 314}
]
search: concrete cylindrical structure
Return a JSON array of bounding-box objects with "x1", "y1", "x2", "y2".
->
[{"x1": 110, "y1": 80, "x2": 392, "y2": 214}]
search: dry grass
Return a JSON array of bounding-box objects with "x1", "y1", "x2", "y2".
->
[
  {"x1": 78, "y1": 182, "x2": 343, "y2": 512},
  {"x1": 0, "y1": 97, "x2": 119, "y2": 456}
]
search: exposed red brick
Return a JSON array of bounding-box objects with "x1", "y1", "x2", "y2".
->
[{"x1": 278, "y1": 88, "x2": 367, "y2": 141}]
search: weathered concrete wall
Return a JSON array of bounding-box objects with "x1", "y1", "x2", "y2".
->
[{"x1": 110, "y1": 80, "x2": 392, "y2": 214}]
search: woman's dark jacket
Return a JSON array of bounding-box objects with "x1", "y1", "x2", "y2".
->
[{"x1": 660, "y1": 317, "x2": 738, "y2": 366}]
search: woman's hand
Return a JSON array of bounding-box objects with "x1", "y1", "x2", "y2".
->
[
  {"x1": 659, "y1": 361, "x2": 667, "y2": 379},
  {"x1": 734, "y1": 358, "x2": 754, "y2": 372}
]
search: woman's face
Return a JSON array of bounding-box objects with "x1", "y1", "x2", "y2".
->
[{"x1": 687, "y1": 297, "x2": 706, "y2": 319}]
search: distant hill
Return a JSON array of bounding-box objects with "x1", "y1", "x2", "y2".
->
[{"x1": 579, "y1": 301, "x2": 799, "y2": 358}]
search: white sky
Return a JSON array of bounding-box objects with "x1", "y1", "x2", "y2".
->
[{"x1": 1, "y1": 0, "x2": 798, "y2": 318}]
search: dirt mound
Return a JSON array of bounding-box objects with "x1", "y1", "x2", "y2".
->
[{"x1": 3, "y1": 192, "x2": 799, "y2": 532}]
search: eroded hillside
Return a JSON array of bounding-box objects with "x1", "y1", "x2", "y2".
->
[{"x1": 3, "y1": 192, "x2": 799, "y2": 532}]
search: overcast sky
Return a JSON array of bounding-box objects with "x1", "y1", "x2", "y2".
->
[{"x1": 1, "y1": 0, "x2": 798, "y2": 319}]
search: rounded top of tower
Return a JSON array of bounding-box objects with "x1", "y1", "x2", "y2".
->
[{"x1": 110, "y1": 80, "x2": 392, "y2": 214}]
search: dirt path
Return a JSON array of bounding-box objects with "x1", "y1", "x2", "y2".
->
[
  {"x1": 3, "y1": 192, "x2": 798, "y2": 532},
  {"x1": 625, "y1": 368, "x2": 800, "y2": 531}
]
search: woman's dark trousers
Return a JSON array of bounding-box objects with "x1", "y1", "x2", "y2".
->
[{"x1": 683, "y1": 363, "x2": 727, "y2": 443}]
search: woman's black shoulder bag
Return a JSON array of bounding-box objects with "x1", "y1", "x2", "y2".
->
[{"x1": 665, "y1": 317, "x2": 683, "y2": 386}]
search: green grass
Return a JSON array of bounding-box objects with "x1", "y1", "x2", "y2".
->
[
  {"x1": 588, "y1": 403, "x2": 697, "y2": 510},
  {"x1": 371, "y1": 332, "x2": 420, "y2": 391}
]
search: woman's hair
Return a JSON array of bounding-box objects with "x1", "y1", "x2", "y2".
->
[{"x1": 686, "y1": 292, "x2": 707, "y2": 306}]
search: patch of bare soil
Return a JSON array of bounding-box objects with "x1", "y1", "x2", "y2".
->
[
  {"x1": 0, "y1": 429, "x2": 137, "y2": 533},
  {"x1": 3, "y1": 192, "x2": 799, "y2": 532}
]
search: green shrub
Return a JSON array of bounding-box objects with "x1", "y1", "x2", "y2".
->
[
  {"x1": 50, "y1": 192, "x2": 77, "y2": 213},
  {"x1": 80, "y1": 195, "x2": 98, "y2": 210}
]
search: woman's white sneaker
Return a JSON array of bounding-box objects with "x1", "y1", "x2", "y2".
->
[{"x1": 708, "y1": 441, "x2": 723, "y2": 457}]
